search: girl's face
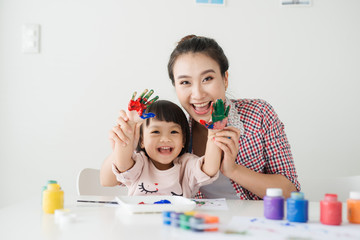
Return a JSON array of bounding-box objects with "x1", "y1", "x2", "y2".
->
[
  {"x1": 173, "y1": 53, "x2": 228, "y2": 123},
  {"x1": 141, "y1": 118, "x2": 184, "y2": 170}
]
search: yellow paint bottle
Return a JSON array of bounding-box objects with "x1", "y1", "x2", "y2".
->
[{"x1": 42, "y1": 183, "x2": 64, "y2": 214}]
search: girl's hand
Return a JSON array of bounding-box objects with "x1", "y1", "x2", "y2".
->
[
  {"x1": 128, "y1": 89, "x2": 158, "y2": 121},
  {"x1": 109, "y1": 110, "x2": 139, "y2": 150},
  {"x1": 212, "y1": 126, "x2": 241, "y2": 178}
]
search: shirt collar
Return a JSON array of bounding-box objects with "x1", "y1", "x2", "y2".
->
[{"x1": 225, "y1": 97, "x2": 245, "y2": 136}]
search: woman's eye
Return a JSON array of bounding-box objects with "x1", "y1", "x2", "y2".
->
[
  {"x1": 179, "y1": 80, "x2": 190, "y2": 85},
  {"x1": 203, "y1": 76, "x2": 213, "y2": 82}
]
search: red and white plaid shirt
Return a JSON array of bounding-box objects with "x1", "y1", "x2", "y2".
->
[{"x1": 190, "y1": 98, "x2": 300, "y2": 200}]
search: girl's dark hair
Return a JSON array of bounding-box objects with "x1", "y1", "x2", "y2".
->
[
  {"x1": 167, "y1": 34, "x2": 229, "y2": 85},
  {"x1": 136, "y1": 100, "x2": 190, "y2": 156}
]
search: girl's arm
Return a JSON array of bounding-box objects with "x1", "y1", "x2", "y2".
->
[
  {"x1": 100, "y1": 89, "x2": 157, "y2": 186},
  {"x1": 100, "y1": 110, "x2": 138, "y2": 186},
  {"x1": 201, "y1": 130, "x2": 222, "y2": 177}
]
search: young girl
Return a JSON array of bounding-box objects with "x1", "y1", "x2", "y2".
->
[{"x1": 101, "y1": 93, "x2": 233, "y2": 197}]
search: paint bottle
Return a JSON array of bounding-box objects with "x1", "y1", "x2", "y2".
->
[
  {"x1": 320, "y1": 193, "x2": 342, "y2": 225},
  {"x1": 347, "y1": 191, "x2": 360, "y2": 224},
  {"x1": 42, "y1": 183, "x2": 64, "y2": 214},
  {"x1": 286, "y1": 192, "x2": 308, "y2": 222},
  {"x1": 189, "y1": 216, "x2": 205, "y2": 232},
  {"x1": 264, "y1": 188, "x2": 284, "y2": 220},
  {"x1": 162, "y1": 211, "x2": 172, "y2": 225},
  {"x1": 170, "y1": 212, "x2": 181, "y2": 227},
  {"x1": 203, "y1": 215, "x2": 219, "y2": 231},
  {"x1": 41, "y1": 180, "x2": 57, "y2": 205}
]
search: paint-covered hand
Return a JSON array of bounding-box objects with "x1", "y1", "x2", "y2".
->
[
  {"x1": 128, "y1": 89, "x2": 159, "y2": 120},
  {"x1": 199, "y1": 99, "x2": 230, "y2": 130}
]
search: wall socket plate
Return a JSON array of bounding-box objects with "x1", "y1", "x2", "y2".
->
[{"x1": 22, "y1": 24, "x2": 40, "y2": 54}]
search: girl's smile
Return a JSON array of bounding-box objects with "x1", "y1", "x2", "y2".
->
[
  {"x1": 141, "y1": 118, "x2": 184, "y2": 170},
  {"x1": 157, "y1": 146, "x2": 173, "y2": 154}
]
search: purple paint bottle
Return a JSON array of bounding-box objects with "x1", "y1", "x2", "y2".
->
[{"x1": 264, "y1": 188, "x2": 284, "y2": 220}]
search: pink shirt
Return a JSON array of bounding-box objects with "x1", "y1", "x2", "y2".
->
[{"x1": 112, "y1": 151, "x2": 219, "y2": 198}]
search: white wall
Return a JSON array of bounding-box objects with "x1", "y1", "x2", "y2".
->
[{"x1": 1, "y1": 0, "x2": 359, "y2": 207}]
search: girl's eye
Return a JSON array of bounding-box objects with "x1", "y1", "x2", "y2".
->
[
  {"x1": 171, "y1": 130, "x2": 180, "y2": 134},
  {"x1": 151, "y1": 131, "x2": 160, "y2": 134}
]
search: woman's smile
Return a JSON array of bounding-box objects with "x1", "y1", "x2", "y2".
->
[
  {"x1": 173, "y1": 53, "x2": 228, "y2": 123},
  {"x1": 192, "y1": 101, "x2": 212, "y2": 115}
]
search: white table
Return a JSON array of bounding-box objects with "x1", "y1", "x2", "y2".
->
[{"x1": 0, "y1": 195, "x2": 359, "y2": 240}]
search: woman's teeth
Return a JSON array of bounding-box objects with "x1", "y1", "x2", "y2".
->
[
  {"x1": 193, "y1": 102, "x2": 209, "y2": 108},
  {"x1": 192, "y1": 102, "x2": 211, "y2": 114}
]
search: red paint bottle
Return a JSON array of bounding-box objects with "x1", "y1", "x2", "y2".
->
[{"x1": 320, "y1": 193, "x2": 342, "y2": 225}]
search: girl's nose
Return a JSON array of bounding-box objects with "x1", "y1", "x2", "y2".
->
[{"x1": 160, "y1": 134, "x2": 171, "y2": 142}]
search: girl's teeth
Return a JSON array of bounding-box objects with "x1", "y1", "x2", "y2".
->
[{"x1": 159, "y1": 147, "x2": 172, "y2": 153}]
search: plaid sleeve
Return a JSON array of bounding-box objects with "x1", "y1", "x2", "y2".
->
[{"x1": 261, "y1": 101, "x2": 301, "y2": 191}]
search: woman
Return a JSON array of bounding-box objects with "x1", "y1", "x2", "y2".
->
[{"x1": 167, "y1": 35, "x2": 300, "y2": 199}]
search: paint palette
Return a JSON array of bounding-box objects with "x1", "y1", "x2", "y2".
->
[{"x1": 116, "y1": 196, "x2": 196, "y2": 213}]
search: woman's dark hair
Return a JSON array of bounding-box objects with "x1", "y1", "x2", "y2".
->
[
  {"x1": 136, "y1": 100, "x2": 190, "y2": 156},
  {"x1": 167, "y1": 34, "x2": 229, "y2": 85}
]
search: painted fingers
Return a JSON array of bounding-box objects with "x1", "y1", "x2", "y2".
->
[
  {"x1": 200, "y1": 99, "x2": 230, "y2": 130},
  {"x1": 128, "y1": 89, "x2": 158, "y2": 119}
]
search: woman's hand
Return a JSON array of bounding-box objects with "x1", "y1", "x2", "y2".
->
[
  {"x1": 199, "y1": 99, "x2": 230, "y2": 130},
  {"x1": 212, "y1": 126, "x2": 241, "y2": 178}
]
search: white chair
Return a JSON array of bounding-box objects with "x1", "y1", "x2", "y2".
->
[
  {"x1": 77, "y1": 168, "x2": 128, "y2": 196},
  {"x1": 299, "y1": 175, "x2": 360, "y2": 202}
]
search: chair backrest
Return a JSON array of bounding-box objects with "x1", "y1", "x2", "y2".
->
[
  {"x1": 299, "y1": 175, "x2": 360, "y2": 202},
  {"x1": 76, "y1": 168, "x2": 128, "y2": 196}
]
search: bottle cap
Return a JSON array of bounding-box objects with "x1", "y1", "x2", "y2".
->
[
  {"x1": 324, "y1": 193, "x2": 338, "y2": 201},
  {"x1": 47, "y1": 183, "x2": 61, "y2": 191},
  {"x1": 54, "y1": 209, "x2": 76, "y2": 226},
  {"x1": 266, "y1": 188, "x2": 283, "y2": 197},
  {"x1": 204, "y1": 215, "x2": 219, "y2": 223},
  {"x1": 349, "y1": 191, "x2": 360, "y2": 200},
  {"x1": 291, "y1": 192, "x2": 305, "y2": 200}
]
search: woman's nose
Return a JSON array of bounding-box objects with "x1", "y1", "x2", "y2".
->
[{"x1": 191, "y1": 83, "x2": 205, "y2": 99}]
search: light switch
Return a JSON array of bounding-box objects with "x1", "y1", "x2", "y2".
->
[{"x1": 22, "y1": 24, "x2": 40, "y2": 54}]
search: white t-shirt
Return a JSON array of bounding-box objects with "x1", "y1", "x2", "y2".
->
[{"x1": 112, "y1": 151, "x2": 219, "y2": 198}]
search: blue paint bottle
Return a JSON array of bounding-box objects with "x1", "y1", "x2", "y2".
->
[
  {"x1": 287, "y1": 192, "x2": 308, "y2": 222},
  {"x1": 264, "y1": 188, "x2": 284, "y2": 220},
  {"x1": 162, "y1": 211, "x2": 172, "y2": 225}
]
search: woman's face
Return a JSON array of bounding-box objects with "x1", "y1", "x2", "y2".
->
[{"x1": 173, "y1": 53, "x2": 228, "y2": 123}]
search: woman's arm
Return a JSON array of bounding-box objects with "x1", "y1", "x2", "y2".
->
[
  {"x1": 100, "y1": 154, "x2": 119, "y2": 186},
  {"x1": 222, "y1": 164, "x2": 297, "y2": 199},
  {"x1": 216, "y1": 109, "x2": 298, "y2": 199}
]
